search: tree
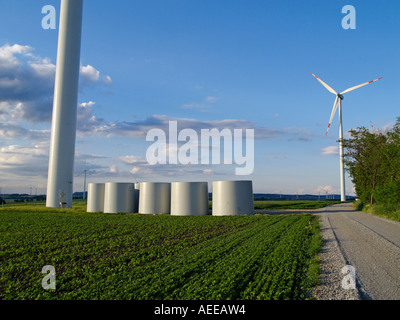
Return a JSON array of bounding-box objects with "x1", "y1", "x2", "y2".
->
[{"x1": 343, "y1": 117, "x2": 400, "y2": 206}]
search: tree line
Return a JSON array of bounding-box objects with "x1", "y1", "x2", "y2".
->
[{"x1": 343, "y1": 117, "x2": 400, "y2": 207}]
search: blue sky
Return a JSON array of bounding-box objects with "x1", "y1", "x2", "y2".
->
[{"x1": 0, "y1": 0, "x2": 399, "y2": 196}]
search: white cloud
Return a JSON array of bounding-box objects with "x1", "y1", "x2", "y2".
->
[
  {"x1": 0, "y1": 121, "x2": 49, "y2": 140},
  {"x1": 0, "y1": 43, "x2": 113, "y2": 125},
  {"x1": 0, "y1": 44, "x2": 56, "y2": 122},
  {"x1": 116, "y1": 152, "x2": 234, "y2": 179},
  {"x1": 0, "y1": 77, "x2": 21, "y2": 88},
  {"x1": 321, "y1": 145, "x2": 339, "y2": 155},
  {"x1": 80, "y1": 64, "x2": 100, "y2": 83},
  {"x1": 105, "y1": 114, "x2": 285, "y2": 140},
  {"x1": 130, "y1": 167, "x2": 140, "y2": 174},
  {"x1": 28, "y1": 57, "x2": 56, "y2": 78},
  {"x1": 0, "y1": 140, "x2": 109, "y2": 193},
  {"x1": 0, "y1": 44, "x2": 33, "y2": 70},
  {"x1": 0, "y1": 142, "x2": 107, "y2": 177},
  {"x1": 102, "y1": 75, "x2": 113, "y2": 85},
  {"x1": 0, "y1": 122, "x2": 27, "y2": 139},
  {"x1": 0, "y1": 142, "x2": 49, "y2": 178},
  {"x1": 1, "y1": 144, "x2": 43, "y2": 162},
  {"x1": 0, "y1": 142, "x2": 49, "y2": 193},
  {"x1": 80, "y1": 64, "x2": 112, "y2": 86},
  {"x1": 79, "y1": 101, "x2": 96, "y2": 109},
  {"x1": 381, "y1": 121, "x2": 395, "y2": 133},
  {"x1": 109, "y1": 165, "x2": 119, "y2": 173},
  {"x1": 76, "y1": 101, "x2": 108, "y2": 136},
  {"x1": 119, "y1": 155, "x2": 148, "y2": 165},
  {"x1": 315, "y1": 185, "x2": 336, "y2": 194}
]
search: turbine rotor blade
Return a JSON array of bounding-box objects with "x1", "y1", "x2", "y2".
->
[
  {"x1": 310, "y1": 72, "x2": 337, "y2": 95},
  {"x1": 340, "y1": 77, "x2": 383, "y2": 95},
  {"x1": 326, "y1": 96, "x2": 340, "y2": 136}
]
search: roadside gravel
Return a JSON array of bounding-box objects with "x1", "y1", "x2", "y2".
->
[{"x1": 308, "y1": 211, "x2": 360, "y2": 300}]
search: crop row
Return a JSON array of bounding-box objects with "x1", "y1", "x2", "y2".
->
[{"x1": 0, "y1": 208, "x2": 321, "y2": 300}]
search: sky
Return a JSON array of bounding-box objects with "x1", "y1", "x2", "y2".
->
[{"x1": 0, "y1": 0, "x2": 399, "y2": 196}]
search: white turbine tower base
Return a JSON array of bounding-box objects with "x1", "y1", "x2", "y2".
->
[
  {"x1": 46, "y1": 0, "x2": 83, "y2": 208},
  {"x1": 311, "y1": 73, "x2": 382, "y2": 202}
]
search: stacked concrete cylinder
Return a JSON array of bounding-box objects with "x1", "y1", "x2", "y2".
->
[
  {"x1": 86, "y1": 183, "x2": 105, "y2": 212},
  {"x1": 104, "y1": 182, "x2": 135, "y2": 214},
  {"x1": 133, "y1": 183, "x2": 140, "y2": 213},
  {"x1": 171, "y1": 182, "x2": 209, "y2": 216},
  {"x1": 139, "y1": 182, "x2": 171, "y2": 214},
  {"x1": 212, "y1": 180, "x2": 254, "y2": 216}
]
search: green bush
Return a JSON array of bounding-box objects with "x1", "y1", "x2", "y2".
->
[
  {"x1": 353, "y1": 199, "x2": 364, "y2": 211},
  {"x1": 374, "y1": 180, "x2": 400, "y2": 206}
]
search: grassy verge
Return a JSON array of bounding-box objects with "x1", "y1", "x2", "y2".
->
[
  {"x1": 354, "y1": 200, "x2": 400, "y2": 222},
  {"x1": 305, "y1": 216, "x2": 323, "y2": 289}
]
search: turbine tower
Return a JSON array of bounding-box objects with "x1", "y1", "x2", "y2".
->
[
  {"x1": 311, "y1": 73, "x2": 382, "y2": 202},
  {"x1": 46, "y1": 0, "x2": 83, "y2": 208}
]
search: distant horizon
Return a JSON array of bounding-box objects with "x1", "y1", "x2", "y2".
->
[{"x1": 1, "y1": 191, "x2": 356, "y2": 199}]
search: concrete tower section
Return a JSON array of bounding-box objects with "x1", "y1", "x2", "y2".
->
[{"x1": 46, "y1": 0, "x2": 83, "y2": 208}]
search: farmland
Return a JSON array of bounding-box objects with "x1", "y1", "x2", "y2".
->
[
  {"x1": 0, "y1": 203, "x2": 322, "y2": 300},
  {"x1": 253, "y1": 200, "x2": 343, "y2": 210}
]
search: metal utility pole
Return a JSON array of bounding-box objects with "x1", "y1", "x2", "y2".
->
[
  {"x1": 83, "y1": 168, "x2": 87, "y2": 201},
  {"x1": 338, "y1": 99, "x2": 346, "y2": 202}
]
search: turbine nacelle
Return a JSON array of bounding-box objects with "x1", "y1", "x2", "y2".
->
[{"x1": 337, "y1": 94, "x2": 344, "y2": 100}]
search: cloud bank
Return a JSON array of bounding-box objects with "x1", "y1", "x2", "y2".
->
[{"x1": 0, "y1": 43, "x2": 112, "y2": 129}]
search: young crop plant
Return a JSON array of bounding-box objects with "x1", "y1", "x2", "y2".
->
[{"x1": 0, "y1": 204, "x2": 322, "y2": 300}]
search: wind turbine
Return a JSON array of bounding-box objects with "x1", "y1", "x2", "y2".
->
[
  {"x1": 370, "y1": 121, "x2": 376, "y2": 134},
  {"x1": 311, "y1": 73, "x2": 383, "y2": 202}
]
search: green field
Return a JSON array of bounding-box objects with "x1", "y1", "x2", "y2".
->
[
  {"x1": 253, "y1": 200, "x2": 343, "y2": 210},
  {"x1": 0, "y1": 204, "x2": 322, "y2": 300},
  {"x1": 4, "y1": 199, "x2": 342, "y2": 210}
]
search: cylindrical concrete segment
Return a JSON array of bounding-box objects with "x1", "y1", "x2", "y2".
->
[
  {"x1": 46, "y1": 0, "x2": 83, "y2": 208},
  {"x1": 133, "y1": 183, "x2": 140, "y2": 213},
  {"x1": 139, "y1": 182, "x2": 171, "y2": 214},
  {"x1": 212, "y1": 180, "x2": 254, "y2": 216},
  {"x1": 87, "y1": 183, "x2": 105, "y2": 212},
  {"x1": 103, "y1": 182, "x2": 135, "y2": 214},
  {"x1": 171, "y1": 182, "x2": 209, "y2": 216}
]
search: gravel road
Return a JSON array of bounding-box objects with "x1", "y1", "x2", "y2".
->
[{"x1": 257, "y1": 203, "x2": 400, "y2": 300}]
